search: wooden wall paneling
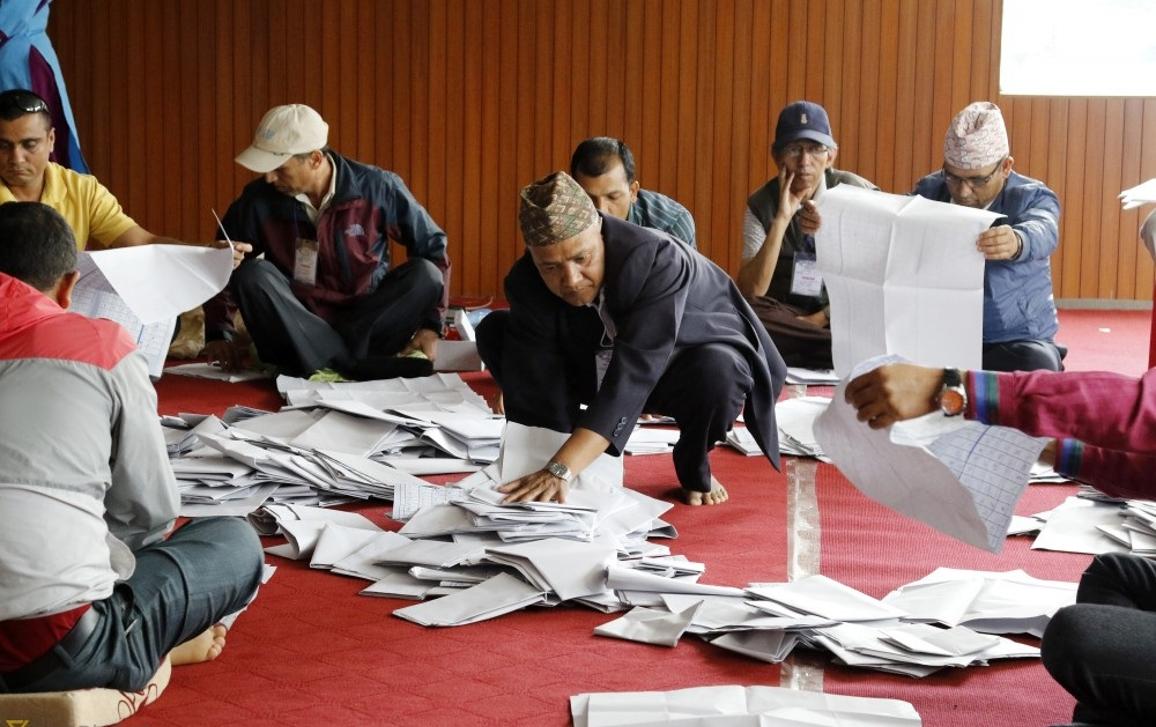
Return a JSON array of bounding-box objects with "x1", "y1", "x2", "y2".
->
[
  {"x1": 730, "y1": 0, "x2": 754, "y2": 276},
  {"x1": 675, "y1": 0, "x2": 698, "y2": 219},
  {"x1": 802, "y1": 0, "x2": 824, "y2": 103},
  {"x1": 821, "y1": 0, "x2": 845, "y2": 152},
  {"x1": 1080, "y1": 100, "x2": 1106, "y2": 298},
  {"x1": 496, "y1": 0, "x2": 520, "y2": 278},
  {"x1": 44, "y1": 0, "x2": 1156, "y2": 301},
  {"x1": 532, "y1": 2, "x2": 554, "y2": 178},
  {"x1": 513, "y1": 0, "x2": 536, "y2": 251},
  {"x1": 1137, "y1": 100, "x2": 1156, "y2": 301},
  {"x1": 639, "y1": 1, "x2": 662, "y2": 190},
  {"x1": 443, "y1": 0, "x2": 466, "y2": 279},
  {"x1": 602, "y1": 0, "x2": 625, "y2": 138},
  {"x1": 389, "y1": 1, "x2": 412, "y2": 183},
  {"x1": 930, "y1": 1, "x2": 955, "y2": 164},
  {"x1": 875, "y1": 0, "x2": 900, "y2": 191},
  {"x1": 893, "y1": 0, "x2": 917, "y2": 191},
  {"x1": 709, "y1": 0, "x2": 736, "y2": 272},
  {"x1": 551, "y1": 0, "x2": 574, "y2": 173},
  {"x1": 657, "y1": 1, "x2": 680, "y2": 195},
  {"x1": 747, "y1": 0, "x2": 773, "y2": 269},
  {"x1": 857, "y1": 0, "x2": 881, "y2": 183},
  {"x1": 353, "y1": 0, "x2": 375, "y2": 165},
  {"x1": 949, "y1": 0, "x2": 972, "y2": 117},
  {"x1": 408, "y1": 1, "x2": 430, "y2": 209},
  {"x1": 587, "y1": 0, "x2": 609, "y2": 138},
  {"x1": 839, "y1": 0, "x2": 862, "y2": 173},
  {"x1": 621, "y1": 1, "x2": 644, "y2": 158},
  {"x1": 1046, "y1": 100, "x2": 1070, "y2": 290},
  {"x1": 1099, "y1": 101, "x2": 1125, "y2": 299},
  {"x1": 692, "y1": 0, "x2": 716, "y2": 255},
  {"x1": 969, "y1": 0, "x2": 992, "y2": 110},
  {"x1": 783, "y1": 0, "x2": 805, "y2": 105},
  {"x1": 476, "y1": 0, "x2": 500, "y2": 297},
  {"x1": 910, "y1": 0, "x2": 936, "y2": 185},
  {"x1": 570, "y1": 0, "x2": 591, "y2": 152},
  {"x1": 1118, "y1": 99, "x2": 1143, "y2": 300},
  {"x1": 1060, "y1": 100, "x2": 1087, "y2": 300},
  {"x1": 119, "y1": 1, "x2": 143, "y2": 224}
]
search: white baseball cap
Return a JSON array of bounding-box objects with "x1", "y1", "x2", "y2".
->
[{"x1": 235, "y1": 104, "x2": 329, "y2": 174}]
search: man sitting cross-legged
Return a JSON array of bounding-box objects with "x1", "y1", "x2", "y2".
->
[{"x1": 0, "y1": 202, "x2": 263, "y2": 694}]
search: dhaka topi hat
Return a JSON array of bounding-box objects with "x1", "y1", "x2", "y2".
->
[
  {"x1": 944, "y1": 101, "x2": 1009, "y2": 170},
  {"x1": 519, "y1": 171, "x2": 599, "y2": 247}
]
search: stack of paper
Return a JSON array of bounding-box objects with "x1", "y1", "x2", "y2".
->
[
  {"x1": 882, "y1": 568, "x2": 1077, "y2": 637},
  {"x1": 392, "y1": 572, "x2": 547, "y2": 626},
  {"x1": 571, "y1": 685, "x2": 921, "y2": 727},
  {"x1": 1031, "y1": 496, "x2": 1129, "y2": 555}
]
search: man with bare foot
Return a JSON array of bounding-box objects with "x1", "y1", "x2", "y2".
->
[
  {"x1": 477, "y1": 172, "x2": 786, "y2": 507},
  {"x1": 0, "y1": 203, "x2": 263, "y2": 694}
]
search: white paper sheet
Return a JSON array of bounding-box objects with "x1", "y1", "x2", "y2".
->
[
  {"x1": 814, "y1": 367, "x2": 1047, "y2": 552},
  {"x1": 814, "y1": 185, "x2": 1001, "y2": 376}
]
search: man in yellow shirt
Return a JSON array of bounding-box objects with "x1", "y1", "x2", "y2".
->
[{"x1": 0, "y1": 89, "x2": 222, "y2": 252}]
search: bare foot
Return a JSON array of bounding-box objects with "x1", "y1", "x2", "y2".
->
[
  {"x1": 169, "y1": 624, "x2": 227, "y2": 666},
  {"x1": 684, "y1": 478, "x2": 729, "y2": 506}
]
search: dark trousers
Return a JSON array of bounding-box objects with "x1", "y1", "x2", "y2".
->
[
  {"x1": 231, "y1": 258, "x2": 443, "y2": 376},
  {"x1": 982, "y1": 339, "x2": 1065, "y2": 372},
  {"x1": 477, "y1": 309, "x2": 752, "y2": 492},
  {"x1": 1042, "y1": 553, "x2": 1156, "y2": 726},
  {"x1": 747, "y1": 296, "x2": 832, "y2": 370},
  {"x1": 0, "y1": 517, "x2": 263, "y2": 694}
]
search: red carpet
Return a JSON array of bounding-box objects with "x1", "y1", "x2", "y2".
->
[{"x1": 124, "y1": 309, "x2": 1149, "y2": 726}]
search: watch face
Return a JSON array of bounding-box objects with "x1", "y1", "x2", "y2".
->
[{"x1": 940, "y1": 389, "x2": 966, "y2": 416}]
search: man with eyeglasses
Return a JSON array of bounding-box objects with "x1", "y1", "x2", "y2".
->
[
  {"x1": 570, "y1": 137, "x2": 697, "y2": 249},
  {"x1": 913, "y1": 101, "x2": 1063, "y2": 372},
  {"x1": 738, "y1": 101, "x2": 877, "y2": 370},
  {"x1": 0, "y1": 89, "x2": 199, "y2": 252}
]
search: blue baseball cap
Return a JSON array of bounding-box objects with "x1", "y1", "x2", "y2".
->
[{"x1": 773, "y1": 100, "x2": 837, "y2": 153}]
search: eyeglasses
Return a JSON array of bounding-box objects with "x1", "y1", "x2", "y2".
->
[
  {"x1": 781, "y1": 143, "x2": 829, "y2": 160},
  {"x1": 943, "y1": 158, "x2": 1005, "y2": 190},
  {"x1": 0, "y1": 90, "x2": 49, "y2": 116}
]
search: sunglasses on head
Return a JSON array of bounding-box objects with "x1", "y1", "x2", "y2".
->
[{"x1": 0, "y1": 90, "x2": 49, "y2": 116}]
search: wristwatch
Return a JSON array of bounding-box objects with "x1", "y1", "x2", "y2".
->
[
  {"x1": 544, "y1": 460, "x2": 572, "y2": 482},
  {"x1": 937, "y1": 368, "x2": 967, "y2": 417}
]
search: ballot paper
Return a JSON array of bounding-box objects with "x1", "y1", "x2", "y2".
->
[
  {"x1": 785, "y1": 367, "x2": 840, "y2": 385},
  {"x1": 1032, "y1": 496, "x2": 1129, "y2": 555},
  {"x1": 747, "y1": 574, "x2": 907, "y2": 623},
  {"x1": 433, "y1": 340, "x2": 484, "y2": 371},
  {"x1": 593, "y1": 603, "x2": 702, "y2": 647},
  {"x1": 882, "y1": 567, "x2": 1077, "y2": 637},
  {"x1": 71, "y1": 243, "x2": 234, "y2": 378},
  {"x1": 486, "y1": 538, "x2": 617, "y2": 600},
  {"x1": 570, "y1": 684, "x2": 921, "y2": 727},
  {"x1": 814, "y1": 362, "x2": 1048, "y2": 552},
  {"x1": 774, "y1": 396, "x2": 830, "y2": 457},
  {"x1": 814, "y1": 185, "x2": 1001, "y2": 377},
  {"x1": 392, "y1": 572, "x2": 546, "y2": 626}
]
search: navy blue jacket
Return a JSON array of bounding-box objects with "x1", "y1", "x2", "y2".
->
[{"x1": 913, "y1": 171, "x2": 1059, "y2": 344}]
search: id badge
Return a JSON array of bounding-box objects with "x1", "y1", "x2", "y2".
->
[
  {"x1": 293, "y1": 238, "x2": 319, "y2": 286},
  {"x1": 790, "y1": 251, "x2": 823, "y2": 297}
]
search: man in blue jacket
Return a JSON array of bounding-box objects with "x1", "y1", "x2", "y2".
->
[
  {"x1": 213, "y1": 104, "x2": 451, "y2": 380},
  {"x1": 913, "y1": 101, "x2": 1063, "y2": 372}
]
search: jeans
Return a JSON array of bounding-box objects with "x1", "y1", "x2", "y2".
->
[{"x1": 1, "y1": 517, "x2": 263, "y2": 693}]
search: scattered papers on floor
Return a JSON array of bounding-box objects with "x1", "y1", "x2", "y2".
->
[
  {"x1": 164, "y1": 362, "x2": 273, "y2": 383},
  {"x1": 163, "y1": 374, "x2": 503, "y2": 515},
  {"x1": 815, "y1": 359, "x2": 1048, "y2": 552},
  {"x1": 570, "y1": 685, "x2": 922, "y2": 727},
  {"x1": 881, "y1": 567, "x2": 1076, "y2": 637},
  {"x1": 815, "y1": 185, "x2": 1000, "y2": 376}
]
